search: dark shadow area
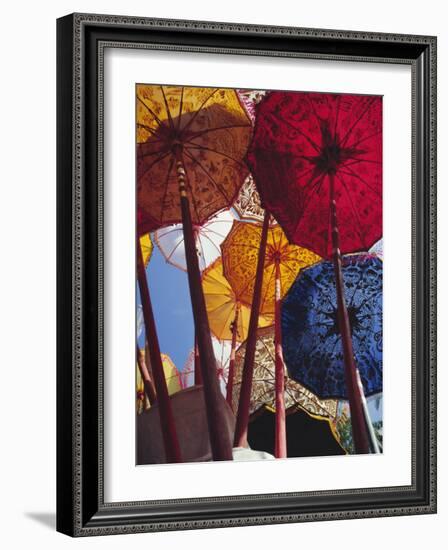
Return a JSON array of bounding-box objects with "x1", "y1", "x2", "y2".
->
[
  {"x1": 248, "y1": 406, "x2": 345, "y2": 457},
  {"x1": 25, "y1": 512, "x2": 56, "y2": 530}
]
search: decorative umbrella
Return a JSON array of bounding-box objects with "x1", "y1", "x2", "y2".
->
[
  {"x1": 248, "y1": 91, "x2": 382, "y2": 453},
  {"x1": 137, "y1": 84, "x2": 252, "y2": 461},
  {"x1": 154, "y1": 209, "x2": 234, "y2": 385},
  {"x1": 182, "y1": 338, "x2": 231, "y2": 395},
  {"x1": 140, "y1": 233, "x2": 153, "y2": 265},
  {"x1": 221, "y1": 220, "x2": 320, "y2": 456},
  {"x1": 232, "y1": 174, "x2": 275, "y2": 224},
  {"x1": 369, "y1": 239, "x2": 383, "y2": 260},
  {"x1": 202, "y1": 257, "x2": 274, "y2": 407},
  {"x1": 231, "y1": 326, "x2": 337, "y2": 419},
  {"x1": 154, "y1": 209, "x2": 234, "y2": 272},
  {"x1": 282, "y1": 254, "x2": 382, "y2": 451},
  {"x1": 237, "y1": 89, "x2": 268, "y2": 123},
  {"x1": 136, "y1": 350, "x2": 183, "y2": 412}
]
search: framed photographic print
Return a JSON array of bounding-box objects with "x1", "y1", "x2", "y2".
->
[{"x1": 56, "y1": 13, "x2": 437, "y2": 536}]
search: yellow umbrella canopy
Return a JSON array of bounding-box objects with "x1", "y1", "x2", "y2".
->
[
  {"x1": 202, "y1": 257, "x2": 274, "y2": 341},
  {"x1": 140, "y1": 233, "x2": 153, "y2": 266},
  {"x1": 137, "y1": 351, "x2": 183, "y2": 413},
  {"x1": 136, "y1": 85, "x2": 252, "y2": 229},
  {"x1": 232, "y1": 326, "x2": 337, "y2": 418},
  {"x1": 221, "y1": 220, "x2": 321, "y2": 314}
]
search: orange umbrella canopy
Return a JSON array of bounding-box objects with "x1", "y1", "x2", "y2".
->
[
  {"x1": 202, "y1": 257, "x2": 274, "y2": 342},
  {"x1": 231, "y1": 326, "x2": 338, "y2": 418},
  {"x1": 136, "y1": 85, "x2": 252, "y2": 230},
  {"x1": 221, "y1": 220, "x2": 321, "y2": 314}
]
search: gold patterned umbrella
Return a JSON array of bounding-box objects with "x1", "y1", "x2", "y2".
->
[
  {"x1": 221, "y1": 219, "x2": 320, "y2": 457},
  {"x1": 232, "y1": 326, "x2": 337, "y2": 419},
  {"x1": 140, "y1": 233, "x2": 153, "y2": 265},
  {"x1": 202, "y1": 257, "x2": 274, "y2": 407},
  {"x1": 221, "y1": 221, "x2": 320, "y2": 315}
]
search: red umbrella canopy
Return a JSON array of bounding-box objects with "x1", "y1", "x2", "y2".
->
[{"x1": 247, "y1": 91, "x2": 382, "y2": 258}]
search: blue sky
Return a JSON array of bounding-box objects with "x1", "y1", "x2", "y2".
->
[{"x1": 138, "y1": 243, "x2": 194, "y2": 371}]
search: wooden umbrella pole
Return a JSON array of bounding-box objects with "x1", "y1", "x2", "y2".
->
[
  {"x1": 175, "y1": 153, "x2": 233, "y2": 461},
  {"x1": 136, "y1": 344, "x2": 157, "y2": 405},
  {"x1": 194, "y1": 334, "x2": 202, "y2": 385},
  {"x1": 136, "y1": 244, "x2": 182, "y2": 463},
  {"x1": 329, "y1": 174, "x2": 370, "y2": 454},
  {"x1": 274, "y1": 260, "x2": 287, "y2": 458},
  {"x1": 225, "y1": 303, "x2": 240, "y2": 409},
  {"x1": 234, "y1": 211, "x2": 270, "y2": 448}
]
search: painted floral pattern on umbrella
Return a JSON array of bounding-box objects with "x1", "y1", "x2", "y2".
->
[
  {"x1": 232, "y1": 174, "x2": 277, "y2": 224},
  {"x1": 221, "y1": 220, "x2": 321, "y2": 314},
  {"x1": 202, "y1": 257, "x2": 274, "y2": 341},
  {"x1": 236, "y1": 89, "x2": 267, "y2": 122},
  {"x1": 247, "y1": 91, "x2": 382, "y2": 258},
  {"x1": 282, "y1": 254, "x2": 383, "y2": 399},
  {"x1": 137, "y1": 85, "x2": 252, "y2": 230},
  {"x1": 231, "y1": 326, "x2": 337, "y2": 418}
]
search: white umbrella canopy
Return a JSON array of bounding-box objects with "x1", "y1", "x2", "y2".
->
[
  {"x1": 369, "y1": 239, "x2": 383, "y2": 260},
  {"x1": 154, "y1": 209, "x2": 234, "y2": 272},
  {"x1": 181, "y1": 338, "x2": 231, "y2": 396}
]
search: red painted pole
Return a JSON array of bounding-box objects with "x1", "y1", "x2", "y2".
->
[
  {"x1": 225, "y1": 303, "x2": 241, "y2": 409},
  {"x1": 234, "y1": 211, "x2": 270, "y2": 448},
  {"x1": 194, "y1": 334, "x2": 202, "y2": 385},
  {"x1": 136, "y1": 244, "x2": 182, "y2": 463},
  {"x1": 175, "y1": 153, "x2": 233, "y2": 461},
  {"x1": 136, "y1": 344, "x2": 157, "y2": 405},
  {"x1": 274, "y1": 260, "x2": 287, "y2": 458},
  {"x1": 329, "y1": 174, "x2": 370, "y2": 454}
]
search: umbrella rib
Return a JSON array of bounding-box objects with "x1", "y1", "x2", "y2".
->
[
  {"x1": 165, "y1": 238, "x2": 185, "y2": 262},
  {"x1": 177, "y1": 87, "x2": 184, "y2": 131},
  {"x1": 136, "y1": 122, "x2": 160, "y2": 137},
  {"x1": 183, "y1": 149, "x2": 230, "y2": 204},
  {"x1": 160, "y1": 86, "x2": 175, "y2": 130},
  {"x1": 339, "y1": 97, "x2": 375, "y2": 147},
  {"x1": 138, "y1": 147, "x2": 167, "y2": 159},
  {"x1": 180, "y1": 88, "x2": 219, "y2": 134},
  {"x1": 348, "y1": 128, "x2": 382, "y2": 150},
  {"x1": 155, "y1": 226, "x2": 181, "y2": 239},
  {"x1": 201, "y1": 232, "x2": 222, "y2": 257},
  {"x1": 186, "y1": 143, "x2": 248, "y2": 168},
  {"x1": 342, "y1": 158, "x2": 382, "y2": 168},
  {"x1": 338, "y1": 167, "x2": 382, "y2": 198},
  {"x1": 202, "y1": 226, "x2": 230, "y2": 240},
  {"x1": 336, "y1": 173, "x2": 368, "y2": 250},
  {"x1": 181, "y1": 154, "x2": 202, "y2": 223},
  {"x1": 305, "y1": 94, "x2": 322, "y2": 126},
  {"x1": 333, "y1": 95, "x2": 342, "y2": 137},
  {"x1": 259, "y1": 264, "x2": 276, "y2": 312},
  {"x1": 186, "y1": 124, "x2": 252, "y2": 142},
  {"x1": 269, "y1": 112, "x2": 321, "y2": 152},
  {"x1": 293, "y1": 174, "x2": 327, "y2": 237},
  {"x1": 139, "y1": 151, "x2": 171, "y2": 181},
  {"x1": 159, "y1": 156, "x2": 175, "y2": 223},
  {"x1": 136, "y1": 95, "x2": 164, "y2": 128}
]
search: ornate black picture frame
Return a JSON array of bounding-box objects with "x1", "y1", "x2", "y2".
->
[{"x1": 56, "y1": 13, "x2": 437, "y2": 537}]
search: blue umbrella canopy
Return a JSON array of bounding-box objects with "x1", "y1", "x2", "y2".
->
[{"x1": 281, "y1": 254, "x2": 382, "y2": 399}]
